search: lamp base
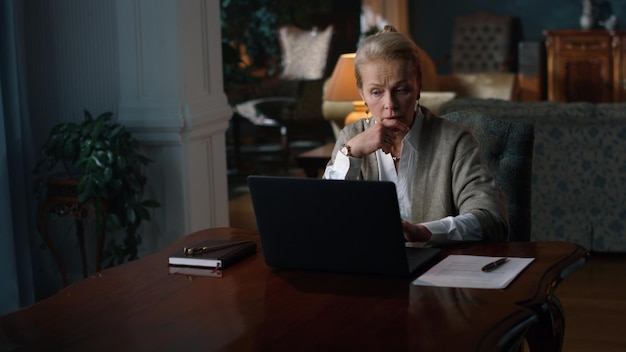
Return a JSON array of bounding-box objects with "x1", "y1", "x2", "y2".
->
[{"x1": 344, "y1": 101, "x2": 368, "y2": 126}]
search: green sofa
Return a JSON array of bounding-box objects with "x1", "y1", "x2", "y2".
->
[{"x1": 441, "y1": 99, "x2": 626, "y2": 252}]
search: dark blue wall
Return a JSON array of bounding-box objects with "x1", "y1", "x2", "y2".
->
[{"x1": 410, "y1": 0, "x2": 626, "y2": 73}]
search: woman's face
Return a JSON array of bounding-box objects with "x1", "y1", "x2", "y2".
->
[{"x1": 358, "y1": 58, "x2": 421, "y2": 126}]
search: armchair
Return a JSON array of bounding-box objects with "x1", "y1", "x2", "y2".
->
[
  {"x1": 437, "y1": 11, "x2": 519, "y2": 101},
  {"x1": 232, "y1": 25, "x2": 335, "y2": 170},
  {"x1": 442, "y1": 111, "x2": 534, "y2": 241},
  {"x1": 450, "y1": 11, "x2": 514, "y2": 73}
]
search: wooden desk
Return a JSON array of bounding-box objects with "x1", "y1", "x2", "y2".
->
[{"x1": 0, "y1": 228, "x2": 587, "y2": 352}]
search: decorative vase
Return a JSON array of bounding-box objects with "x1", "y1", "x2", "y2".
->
[
  {"x1": 580, "y1": 0, "x2": 594, "y2": 30},
  {"x1": 580, "y1": 13, "x2": 594, "y2": 30}
]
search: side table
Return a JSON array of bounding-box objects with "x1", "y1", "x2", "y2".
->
[
  {"x1": 295, "y1": 142, "x2": 334, "y2": 178},
  {"x1": 36, "y1": 178, "x2": 106, "y2": 286}
]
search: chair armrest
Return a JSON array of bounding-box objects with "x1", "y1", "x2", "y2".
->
[{"x1": 233, "y1": 97, "x2": 297, "y2": 126}]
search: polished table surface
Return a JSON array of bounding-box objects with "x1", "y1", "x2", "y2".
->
[{"x1": 0, "y1": 228, "x2": 587, "y2": 351}]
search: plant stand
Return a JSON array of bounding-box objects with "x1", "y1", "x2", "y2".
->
[{"x1": 36, "y1": 178, "x2": 106, "y2": 286}]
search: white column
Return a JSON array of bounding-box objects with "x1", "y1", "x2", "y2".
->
[{"x1": 115, "y1": 0, "x2": 231, "y2": 252}]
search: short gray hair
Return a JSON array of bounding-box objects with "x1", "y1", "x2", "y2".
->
[{"x1": 354, "y1": 25, "x2": 423, "y2": 89}]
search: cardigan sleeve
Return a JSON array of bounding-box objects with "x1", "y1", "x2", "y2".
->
[
  {"x1": 450, "y1": 128, "x2": 509, "y2": 241},
  {"x1": 323, "y1": 118, "x2": 379, "y2": 180}
]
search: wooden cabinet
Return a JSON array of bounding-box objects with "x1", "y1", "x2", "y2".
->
[{"x1": 544, "y1": 29, "x2": 626, "y2": 102}]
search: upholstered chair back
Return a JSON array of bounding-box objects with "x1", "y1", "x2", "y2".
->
[
  {"x1": 451, "y1": 12, "x2": 513, "y2": 73},
  {"x1": 442, "y1": 111, "x2": 534, "y2": 241}
]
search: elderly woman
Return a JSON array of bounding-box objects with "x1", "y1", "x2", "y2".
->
[{"x1": 323, "y1": 26, "x2": 508, "y2": 244}]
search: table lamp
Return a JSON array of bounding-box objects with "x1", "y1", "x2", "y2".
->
[{"x1": 322, "y1": 53, "x2": 366, "y2": 135}]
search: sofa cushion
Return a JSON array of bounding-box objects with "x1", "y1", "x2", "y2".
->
[{"x1": 278, "y1": 25, "x2": 333, "y2": 80}]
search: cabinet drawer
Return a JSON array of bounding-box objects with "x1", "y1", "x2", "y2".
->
[
  {"x1": 555, "y1": 35, "x2": 611, "y2": 52},
  {"x1": 544, "y1": 29, "x2": 626, "y2": 102}
]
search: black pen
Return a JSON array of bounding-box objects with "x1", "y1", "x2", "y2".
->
[
  {"x1": 183, "y1": 240, "x2": 251, "y2": 256},
  {"x1": 482, "y1": 257, "x2": 508, "y2": 272}
]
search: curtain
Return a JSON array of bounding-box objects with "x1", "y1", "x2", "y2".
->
[{"x1": 0, "y1": 0, "x2": 36, "y2": 315}]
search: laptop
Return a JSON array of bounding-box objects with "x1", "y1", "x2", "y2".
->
[{"x1": 247, "y1": 175, "x2": 441, "y2": 276}]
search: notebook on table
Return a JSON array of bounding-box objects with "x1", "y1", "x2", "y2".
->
[{"x1": 247, "y1": 176, "x2": 441, "y2": 276}]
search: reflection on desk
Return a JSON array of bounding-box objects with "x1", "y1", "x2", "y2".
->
[
  {"x1": 168, "y1": 266, "x2": 223, "y2": 278},
  {"x1": 0, "y1": 228, "x2": 587, "y2": 352}
]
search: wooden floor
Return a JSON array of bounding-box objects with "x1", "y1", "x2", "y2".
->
[
  {"x1": 229, "y1": 193, "x2": 626, "y2": 351},
  {"x1": 555, "y1": 253, "x2": 626, "y2": 351}
]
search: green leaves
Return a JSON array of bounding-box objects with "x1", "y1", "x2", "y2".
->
[
  {"x1": 142, "y1": 200, "x2": 160, "y2": 208},
  {"x1": 33, "y1": 109, "x2": 160, "y2": 266},
  {"x1": 126, "y1": 206, "x2": 136, "y2": 225}
]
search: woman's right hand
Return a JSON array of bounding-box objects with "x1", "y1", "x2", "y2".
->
[{"x1": 346, "y1": 118, "x2": 409, "y2": 157}]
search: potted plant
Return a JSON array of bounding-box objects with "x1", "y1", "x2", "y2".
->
[{"x1": 33, "y1": 110, "x2": 160, "y2": 267}]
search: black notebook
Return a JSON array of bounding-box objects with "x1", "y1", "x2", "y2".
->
[
  {"x1": 247, "y1": 176, "x2": 441, "y2": 276},
  {"x1": 168, "y1": 239, "x2": 257, "y2": 269}
]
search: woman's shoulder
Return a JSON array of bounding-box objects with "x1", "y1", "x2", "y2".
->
[{"x1": 422, "y1": 108, "x2": 467, "y2": 137}]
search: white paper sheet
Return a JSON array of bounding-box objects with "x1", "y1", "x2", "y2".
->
[{"x1": 412, "y1": 255, "x2": 535, "y2": 289}]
